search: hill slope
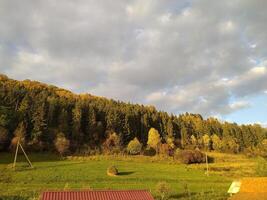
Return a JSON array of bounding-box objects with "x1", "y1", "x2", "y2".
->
[{"x1": 0, "y1": 74, "x2": 266, "y2": 154}]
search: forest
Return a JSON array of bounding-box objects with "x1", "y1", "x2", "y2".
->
[{"x1": 0, "y1": 74, "x2": 266, "y2": 156}]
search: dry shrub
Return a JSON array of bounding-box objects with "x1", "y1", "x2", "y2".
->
[
  {"x1": 156, "y1": 181, "x2": 171, "y2": 200},
  {"x1": 10, "y1": 122, "x2": 27, "y2": 151},
  {"x1": 175, "y1": 150, "x2": 206, "y2": 164},
  {"x1": 10, "y1": 136, "x2": 26, "y2": 151},
  {"x1": 102, "y1": 132, "x2": 121, "y2": 154},
  {"x1": 159, "y1": 143, "x2": 174, "y2": 156},
  {"x1": 54, "y1": 133, "x2": 70, "y2": 156}
]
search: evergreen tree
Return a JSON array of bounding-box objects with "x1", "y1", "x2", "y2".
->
[
  {"x1": 166, "y1": 119, "x2": 173, "y2": 138},
  {"x1": 86, "y1": 106, "x2": 97, "y2": 142},
  {"x1": 31, "y1": 103, "x2": 47, "y2": 142},
  {"x1": 0, "y1": 74, "x2": 266, "y2": 154},
  {"x1": 58, "y1": 109, "x2": 69, "y2": 136},
  {"x1": 72, "y1": 102, "x2": 83, "y2": 145}
]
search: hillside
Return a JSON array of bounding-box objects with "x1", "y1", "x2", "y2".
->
[{"x1": 0, "y1": 74, "x2": 266, "y2": 155}]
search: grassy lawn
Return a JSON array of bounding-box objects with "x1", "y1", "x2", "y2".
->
[{"x1": 0, "y1": 152, "x2": 261, "y2": 200}]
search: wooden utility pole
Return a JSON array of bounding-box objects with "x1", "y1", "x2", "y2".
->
[
  {"x1": 205, "y1": 151, "x2": 209, "y2": 176},
  {"x1": 13, "y1": 138, "x2": 33, "y2": 170}
]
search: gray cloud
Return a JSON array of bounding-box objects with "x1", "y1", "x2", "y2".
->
[{"x1": 0, "y1": 0, "x2": 267, "y2": 117}]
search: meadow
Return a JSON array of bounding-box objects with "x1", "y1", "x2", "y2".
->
[{"x1": 0, "y1": 152, "x2": 263, "y2": 200}]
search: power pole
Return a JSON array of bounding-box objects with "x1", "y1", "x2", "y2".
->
[{"x1": 205, "y1": 151, "x2": 209, "y2": 176}]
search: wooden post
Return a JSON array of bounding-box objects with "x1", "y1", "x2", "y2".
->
[
  {"x1": 13, "y1": 138, "x2": 20, "y2": 169},
  {"x1": 12, "y1": 137, "x2": 34, "y2": 169},
  {"x1": 205, "y1": 151, "x2": 209, "y2": 176},
  {"x1": 19, "y1": 143, "x2": 33, "y2": 168}
]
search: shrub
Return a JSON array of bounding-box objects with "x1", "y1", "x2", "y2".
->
[
  {"x1": 159, "y1": 143, "x2": 174, "y2": 156},
  {"x1": 107, "y1": 166, "x2": 118, "y2": 176},
  {"x1": 10, "y1": 122, "x2": 26, "y2": 150},
  {"x1": 54, "y1": 133, "x2": 70, "y2": 156},
  {"x1": 258, "y1": 139, "x2": 267, "y2": 157},
  {"x1": 77, "y1": 144, "x2": 101, "y2": 156},
  {"x1": 127, "y1": 137, "x2": 142, "y2": 155},
  {"x1": 256, "y1": 157, "x2": 267, "y2": 176},
  {"x1": 0, "y1": 126, "x2": 8, "y2": 151},
  {"x1": 27, "y1": 140, "x2": 45, "y2": 152},
  {"x1": 175, "y1": 150, "x2": 206, "y2": 164},
  {"x1": 156, "y1": 181, "x2": 171, "y2": 200},
  {"x1": 143, "y1": 147, "x2": 156, "y2": 156},
  {"x1": 102, "y1": 131, "x2": 121, "y2": 154},
  {"x1": 181, "y1": 180, "x2": 191, "y2": 199}
]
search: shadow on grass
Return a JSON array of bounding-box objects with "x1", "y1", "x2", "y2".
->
[
  {"x1": 0, "y1": 196, "x2": 29, "y2": 200},
  {"x1": 118, "y1": 171, "x2": 135, "y2": 176},
  {"x1": 9, "y1": 161, "x2": 85, "y2": 172},
  {"x1": 170, "y1": 192, "x2": 197, "y2": 199},
  {"x1": 170, "y1": 191, "x2": 227, "y2": 200},
  {"x1": 0, "y1": 153, "x2": 61, "y2": 164}
]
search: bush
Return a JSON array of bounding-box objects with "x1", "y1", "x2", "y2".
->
[
  {"x1": 54, "y1": 133, "x2": 70, "y2": 156},
  {"x1": 256, "y1": 157, "x2": 267, "y2": 176},
  {"x1": 27, "y1": 140, "x2": 45, "y2": 152},
  {"x1": 175, "y1": 150, "x2": 206, "y2": 164},
  {"x1": 0, "y1": 126, "x2": 8, "y2": 151},
  {"x1": 127, "y1": 137, "x2": 142, "y2": 155},
  {"x1": 159, "y1": 143, "x2": 174, "y2": 156},
  {"x1": 10, "y1": 122, "x2": 26, "y2": 151},
  {"x1": 102, "y1": 132, "x2": 121, "y2": 154},
  {"x1": 77, "y1": 144, "x2": 101, "y2": 156},
  {"x1": 107, "y1": 166, "x2": 118, "y2": 176},
  {"x1": 156, "y1": 181, "x2": 171, "y2": 200},
  {"x1": 143, "y1": 147, "x2": 156, "y2": 156}
]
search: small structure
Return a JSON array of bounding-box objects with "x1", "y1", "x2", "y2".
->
[
  {"x1": 41, "y1": 190, "x2": 155, "y2": 200},
  {"x1": 228, "y1": 177, "x2": 267, "y2": 200},
  {"x1": 13, "y1": 138, "x2": 33, "y2": 169},
  {"x1": 228, "y1": 181, "x2": 241, "y2": 196}
]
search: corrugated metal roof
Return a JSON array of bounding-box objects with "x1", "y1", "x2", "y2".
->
[
  {"x1": 41, "y1": 190, "x2": 155, "y2": 200},
  {"x1": 228, "y1": 177, "x2": 267, "y2": 200}
]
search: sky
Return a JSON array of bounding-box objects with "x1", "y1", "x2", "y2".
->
[{"x1": 0, "y1": 0, "x2": 267, "y2": 126}]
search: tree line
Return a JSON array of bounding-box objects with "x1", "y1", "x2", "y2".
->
[{"x1": 0, "y1": 74, "x2": 266, "y2": 156}]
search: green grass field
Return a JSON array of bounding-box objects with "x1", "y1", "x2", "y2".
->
[{"x1": 0, "y1": 152, "x2": 262, "y2": 200}]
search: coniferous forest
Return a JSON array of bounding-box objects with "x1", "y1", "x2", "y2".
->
[{"x1": 0, "y1": 74, "x2": 266, "y2": 156}]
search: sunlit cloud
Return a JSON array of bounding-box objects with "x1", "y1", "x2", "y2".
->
[{"x1": 1, "y1": 0, "x2": 267, "y2": 119}]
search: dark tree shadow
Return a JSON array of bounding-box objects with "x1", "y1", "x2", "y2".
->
[
  {"x1": 3, "y1": 160, "x2": 85, "y2": 172},
  {"x1": 0, "y1": 152, "x2": 61, "y2": 164},
  {"x1": 208, "y1": 156, "x2": 215, "y2": 163},
  {"x1": 118, "y1": 171, "x2": 135, "y2": 176},
  {"x1": 0, "y1": 195, "x2": 29, "y2": 200},
  {"x1": 170, "y1": 192, "x2": 197, "y2": 199}
]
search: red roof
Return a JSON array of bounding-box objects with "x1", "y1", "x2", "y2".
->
[{"x1": 41, "y1": 190, "x2": 155, "y2": 200}]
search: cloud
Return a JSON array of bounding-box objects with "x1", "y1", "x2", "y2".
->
[
  {"x1": 229, "y1": 101, "x2": 250, "y2": 111},
  {"x1": 226, "y1": 63, "x2": 267, "y2": 97},
  {"x1": 260, "y1": 122, "x2": 267, "y2": 128},
  {"x1": 0, "y1": 0, "x2": 267, "y2": 117}
]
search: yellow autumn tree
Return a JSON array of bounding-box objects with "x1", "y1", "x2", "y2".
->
[
  {"x1": 202, "y1": 134, "x2": 211, "y2": 150},
  {"x1": 211, "y1": 134, "x2": 222, "y2": 151},
  {"x1": 147, "y1": 128, "x2": 161, "y2": 153},
  {"x1": 127, "y1": 137, "x2": 142, "y2": 155}
]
